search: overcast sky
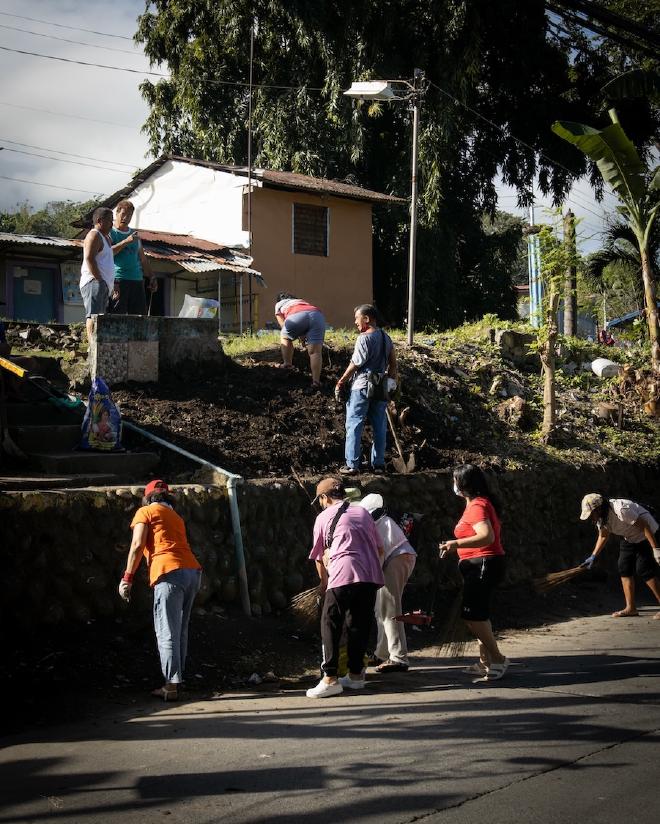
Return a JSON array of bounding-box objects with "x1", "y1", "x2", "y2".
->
[{"x1": 0, "y1": 0, "x2": 613, "y2": 251}]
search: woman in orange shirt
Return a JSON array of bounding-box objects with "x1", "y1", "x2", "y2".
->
[
  {"x1": 118, "y1": 480, "x2": 202, "y2": 700},
  {"x1": 439, "y1": 464, "x2": 509, "y2": 681}
]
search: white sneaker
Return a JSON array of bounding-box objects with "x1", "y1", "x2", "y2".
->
[
  {"x1": 338, "y1": 674, "x2": 366, "y2": 690},
  {"x1": 306, "y1": 679, "x2": 343, "y2": 698}
]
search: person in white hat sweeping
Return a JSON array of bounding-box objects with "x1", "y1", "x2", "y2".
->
[
  {"x1": 579, "y1": 493, "x2": 660, "y2": 618},
  {"x1": 358, "y1": 493, "x2": 417, "y2": 672}
]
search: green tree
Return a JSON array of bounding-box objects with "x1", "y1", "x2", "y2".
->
[
  {"x1": 136, "y1": 1, "x2": 658, "y2": 328},
  {"x1": 0, "y1": 199, "x2": 99, "y2": 238},
  {"x1": 552, "y1": 112, "x2": 660, "y2": 371}
]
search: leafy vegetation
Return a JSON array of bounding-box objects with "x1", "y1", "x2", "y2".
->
[
  {"x1": 0, "y1": 199, "x2": 98, "y2": 238},
  {"x1": 135, "y1": 1, "x2": 658, "y2": 329}
]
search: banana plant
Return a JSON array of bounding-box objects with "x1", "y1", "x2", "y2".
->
[{"x1": 552, "y1": 111, "x2": 660, "y2": 372}]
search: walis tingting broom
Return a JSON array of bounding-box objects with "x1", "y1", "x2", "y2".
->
[{"x1": 533, "y1": 565, "x2": 586, "y2": 594}]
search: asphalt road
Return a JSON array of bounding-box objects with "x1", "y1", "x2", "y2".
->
[{"x1": 3, "y1": 606, "x2": 659, "y2": 824}]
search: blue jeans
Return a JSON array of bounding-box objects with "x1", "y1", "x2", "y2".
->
[
  {"x1": 345, "y1": 386, "x2": 387, "y2": 469},
  {"x1": 153, "y1": 567, "x2": 202, "y2": 684}
]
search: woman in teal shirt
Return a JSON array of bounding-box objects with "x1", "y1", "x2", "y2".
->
[{"x1": 110, "y1": 199, "x2": 157, "y2": 314}]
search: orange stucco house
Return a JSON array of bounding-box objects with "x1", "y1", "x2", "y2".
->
[{"x1": 85, "y1": 155, "x2": 404, "y2": 331}]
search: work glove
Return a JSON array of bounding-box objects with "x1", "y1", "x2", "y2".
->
[
  {"x1": 387, "y1": 378, "x2": 397, "y2": 393},
  {"x1": 580, "y1": 554, "x2": 597, "y2": 570},
  {"x1": 118, "y1": 580, "x2": 132, "y2": 602}
]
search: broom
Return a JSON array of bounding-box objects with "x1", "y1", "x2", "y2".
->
[
  {"x1": 290, "y1": 586, "x2": 322, "y2": 626},
  {"x1": 533, "y1": 565, "x2": 586, "y2": 593}
]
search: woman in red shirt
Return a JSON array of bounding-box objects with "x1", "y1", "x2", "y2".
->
[{"x1": 439, "y1": 464, "x2": 509, "y2": 681}]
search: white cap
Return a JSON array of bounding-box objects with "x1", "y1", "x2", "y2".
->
[{"x1": 358, "y1": 493, "x2": 384, "y2": 514}]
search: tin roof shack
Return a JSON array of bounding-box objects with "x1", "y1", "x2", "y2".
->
[
  {"x1": 0, "y1": 233, "x2": 82, "y2": 324},
  {"x1": 0, "y1": 231, "x2": 258, "y2": 330},
  {"x1": 78, "y1": 156, "x2": 405, "y2": 330}
]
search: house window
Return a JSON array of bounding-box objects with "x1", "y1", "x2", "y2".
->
[{"x1": 293, "y1": 204, "x2": 328, "y2": 256}]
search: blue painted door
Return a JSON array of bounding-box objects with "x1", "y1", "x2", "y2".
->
[{"x1": 13, "y1": 266, "x2": 56, "y2": 322}]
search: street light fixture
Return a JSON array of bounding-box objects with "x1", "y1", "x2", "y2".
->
[{"x1": 344, "y1": 69, "x2": 426, "y2": 346}]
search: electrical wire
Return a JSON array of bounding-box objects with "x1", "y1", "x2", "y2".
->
[
  {"x1": 0, "y1": 138, "x2": 139, "y2": 169},
  {"x1": 0, "y1": 23, "x2": 145, "y2": 55},
  {"x1": 0, "y1": 146, "x2": 131, "y2": 173},
  {"x1": 427, "y1": 79, "x2": 612, "y2": 222},
  {"x1": 0, "y1": 44, "x2": 325, "y2": 91},
  {"x1": 0, "y1": 11, "x2": 133, "y2": 40},
  {"x1": 0, "y1": 174, "x2": 102, "y2": 195},
  {"x1": 0, "y1": 100, "x2": 135, "y2": 128}
]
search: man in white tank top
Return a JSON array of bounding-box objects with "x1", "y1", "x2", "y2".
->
[{"x1": 80, "y1": 207, "x2": 115, "y2": 340}]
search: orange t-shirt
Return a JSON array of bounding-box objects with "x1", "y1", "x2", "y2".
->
[{"x1": 130, "y1": 503, "x2": 201, "y2": 586}]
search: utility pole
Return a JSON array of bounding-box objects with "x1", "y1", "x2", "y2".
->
[
  {"x1": 527, "y1": 203, "x2": 542, "y2": 327},
  {"x1": 406, "y1": 68, "x2": 424, "y2": 347},
  {"x1": 563, "y1": 209, "x2": 577, "y2": 337}
]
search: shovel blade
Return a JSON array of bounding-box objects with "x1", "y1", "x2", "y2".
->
[{"x1": 393, "y1": 456, "x2": 412, "y2": 474}]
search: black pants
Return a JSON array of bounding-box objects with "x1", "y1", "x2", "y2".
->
[
  {"x1": 618, "y1": 537, "x2": 660, "y2": 581},
  {"x1": 321, "y1": 583, "x2": 378, "y2": 677},
  {"x1": 110, "y1": 279, "x2": 147, "y2": 315}
]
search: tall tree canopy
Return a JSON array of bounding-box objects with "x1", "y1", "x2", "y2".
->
[{"x1": 136, "y1": 1, "x2": 658, "y2": 327}]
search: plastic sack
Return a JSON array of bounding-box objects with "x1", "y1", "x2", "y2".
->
[
  {"x1": 591, "y1": 358, "x2": 621, "y2": 379},
  {"x1": 178, "y1": 294, "x2": 219, "y2": 319},
  {"x1": 80, "y1": 377, "x2": 123, "y2": 451}
]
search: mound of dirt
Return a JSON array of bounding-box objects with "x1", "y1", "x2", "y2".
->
[{"x1": 112, "y1": 336, "x2": 659, "y2": 480}]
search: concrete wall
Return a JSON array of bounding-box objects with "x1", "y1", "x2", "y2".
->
[
  {"x1": 250, "y1": 188, "x2": 373, "y2": 330},
  {"x1": 3, "y1": 462, "x2": 659, "y2": 632},
  {"x1": 89, "y1": 314, "x2": 225, "y2": 384}
]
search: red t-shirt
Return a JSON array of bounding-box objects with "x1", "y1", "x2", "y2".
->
[
  {"x1": 276, "y1": 300, "x2": 320, "y2": 319},
  {"x1": 454, "y1": 497, "x2": 504, "y2": 560}
]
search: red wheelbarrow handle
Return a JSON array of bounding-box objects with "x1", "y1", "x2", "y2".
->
[{"x1": 395, "y1": 610, "x2": 432, "y2": 625}]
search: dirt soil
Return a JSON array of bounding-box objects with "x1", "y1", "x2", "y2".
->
[
  {"x1": 7, "y1": 573, "x2": 625, "y2": 736},
  {"x1": 110, "y1": 338, "x2": 659, "y2": 480}
]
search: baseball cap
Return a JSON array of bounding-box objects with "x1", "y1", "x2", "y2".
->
[
  {"x1": 580, "y1": 493, "x2": 603, "y2": 520},
  {"x1": 312, "y1": 476, "x2": 345, "y2": 505},
  {"x1": 145, "y1": 479, "x2": 169, "y2": 497},
  {"x1": 357, "y1": 493, "x2": 384, "y2": 513}
]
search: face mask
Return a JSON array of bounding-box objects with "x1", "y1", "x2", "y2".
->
[{"x1": 453, "y1": 482, "x2": 463, "y2": 497}]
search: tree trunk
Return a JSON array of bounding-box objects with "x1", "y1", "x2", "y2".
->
[
  {"x1": 563, "y1": 210, "x2": 577, "y2": 337},
  {"x1": 541, "y1": 289, "x2": 560, "y2": 441},
  {"x1": 640, "y1": 246, "x2": 660, "y2": 373}
]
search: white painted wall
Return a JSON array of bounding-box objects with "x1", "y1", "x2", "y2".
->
[{"x1": 125, "y1": 160, "x2": 252, "y2": 248}]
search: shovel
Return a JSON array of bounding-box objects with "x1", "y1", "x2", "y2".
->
[{"x1": 386, "y1": 406, "x2": 415, "y2": 474}]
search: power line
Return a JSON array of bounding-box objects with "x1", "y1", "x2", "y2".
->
[
  {"x1": 427, "y1": 79, "x2": 612, "y2": 222},
  {"x1": 0, "y1": 11, "x2": 133, "y2": 40},
  {"x1": 0, "y1": 138, "x2": 139, "y2": 169},
  {"x1": 0, "y1": 44, "x2": 325, "y2": 92},
  {"x1": 0, "y1": 23, "x2": 145, "y2": 56},
  {"x1": 0, "y1": 174, "x2": 102, "y2": 195},
  {"x1": 0, "y1": 100, "x2": 136, "y2": 129},
  {"x1": 0, "y1": 145, "x2": 131, "y2": 173}
]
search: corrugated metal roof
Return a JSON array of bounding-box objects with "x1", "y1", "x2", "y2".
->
[
  {"x1": 136, "y1": 229, "x2": 229, "y2": 252},
  {"x1": 0, "y1": 232, "x2": 80, "y2": 248},
  {"x1": 77, "y1": 155, "x2": 406, "y2": 225}
]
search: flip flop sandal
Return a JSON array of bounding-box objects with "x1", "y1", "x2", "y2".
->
[
  {"x1": 611, "y1": 609, "x2": 639, "y2": 617},
  {"x1": 464, "y1": 662, "x2": 489, "y2": 675},
  {"x1": 484, "y1": 658, "x2": 510, "y2": 681},
  {"x1": 152, "y1": 686, "x2": 179, "y2": 701},
  {"x1": 375, "y1": 660, "x2": 409, "y2": 673}
]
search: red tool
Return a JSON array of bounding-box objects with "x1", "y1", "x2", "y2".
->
[{"x1": 395, "y1": 610, "x2": 432, "y2": 626}]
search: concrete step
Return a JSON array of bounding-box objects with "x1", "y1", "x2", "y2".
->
[
  {"x1": 10, "y1": 424, "x2": 82, "y2": 453},
  {"x1": 0, "y1": 473, "x2": 122, "y2": 491},
  {"x1": 4, "y1": 401, "x2": 84, "y2": 426},
  {"x1": 29, "y1": 450, "x2": 160, "y2": 477}
]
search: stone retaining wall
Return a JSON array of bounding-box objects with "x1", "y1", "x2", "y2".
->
[{"x1": 2, "y1": 463, "x2": 659, "y2": 631}]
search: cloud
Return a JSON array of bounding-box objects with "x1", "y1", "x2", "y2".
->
[{"x1": 0, "y1": 0, "x2": 152, "y2": 209}]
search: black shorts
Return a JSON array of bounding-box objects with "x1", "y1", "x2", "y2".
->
[
  {"x1": 459, "y1": 555, "x2": 505, "y2": 622},
  {"x1": 618, "y1": 538, "x2": 660, "y2": 581},
  {"x1": 110, "y1": 279, "x2": 147, "y2": 315}
]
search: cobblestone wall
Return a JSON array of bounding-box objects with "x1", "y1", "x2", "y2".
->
[{"x1": 2, "y1": 462, "x2": 659, "y2": 630}]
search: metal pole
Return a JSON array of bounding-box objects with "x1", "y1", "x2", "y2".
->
[{"x1": 406, "y1": 77, "x2": 421, "y2": 347}]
